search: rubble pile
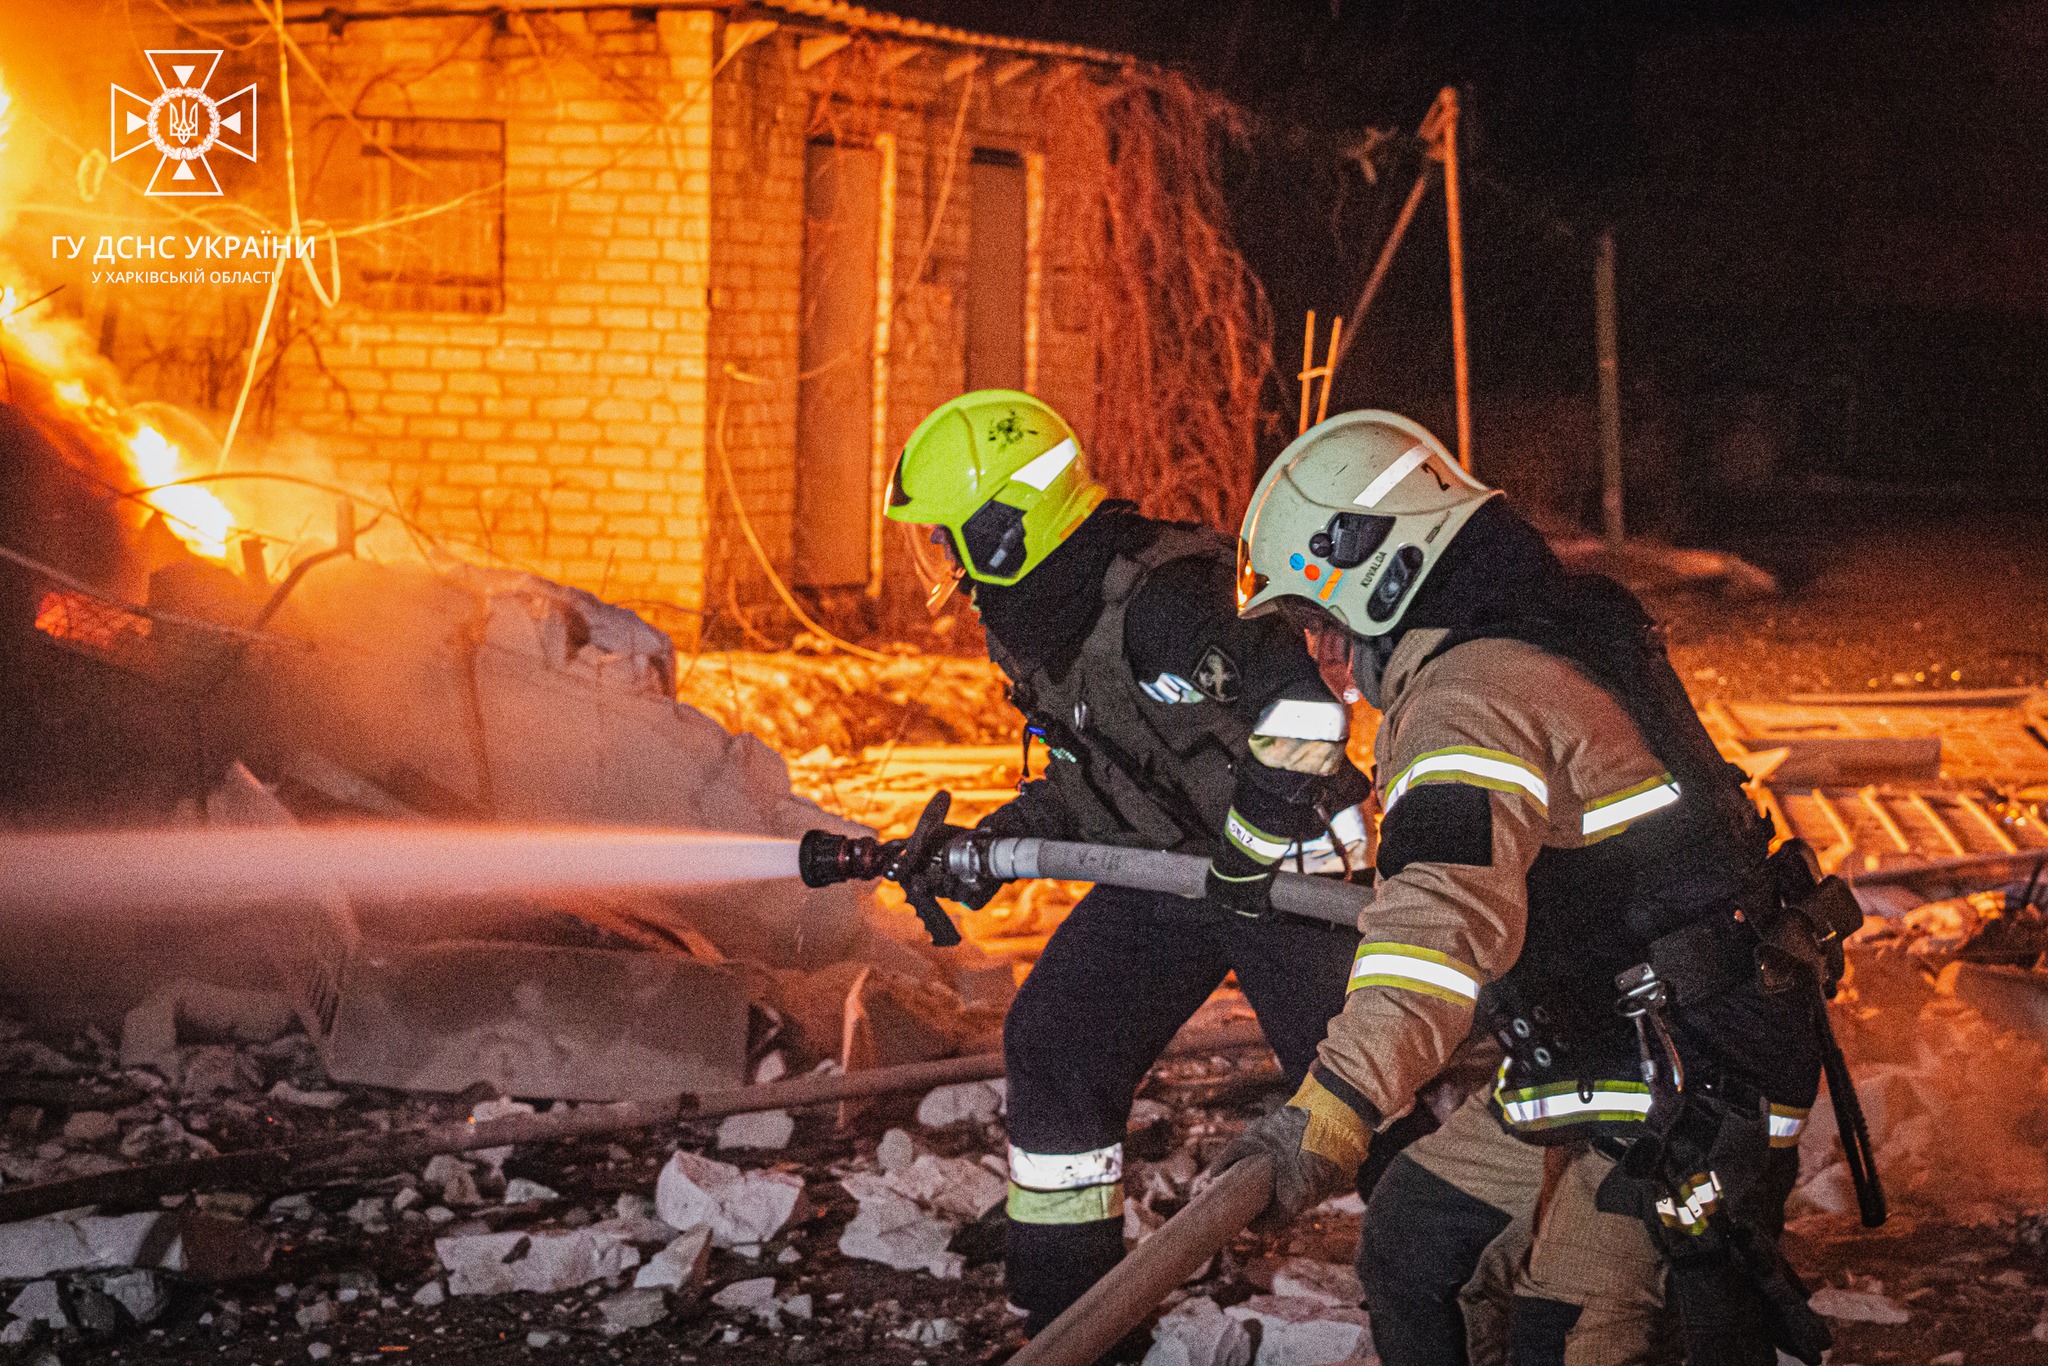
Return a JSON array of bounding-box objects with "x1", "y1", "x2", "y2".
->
[
  {"x1": 676, "y1": 650, "x2": 1018, "y2": 759},
  {"x1": 0, "y1": 997, "x2": 1361, "y2": 1363}
]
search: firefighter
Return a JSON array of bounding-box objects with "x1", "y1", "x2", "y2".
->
[
  {"x1": 884, "y1": 390, "x2": 1380, "y2": 1333},
  {"x1": 1216, "y1": 410, "x2": 1842, "y2": 1366}
]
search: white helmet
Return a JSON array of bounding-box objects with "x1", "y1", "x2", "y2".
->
[{"x1": 1237, "y1": 410, "x2": 1498, "y2": 636}]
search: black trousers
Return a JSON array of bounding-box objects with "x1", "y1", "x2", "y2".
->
[{"x1": 1002, "y1": 882, "x2": 1359, "y2": 1330}]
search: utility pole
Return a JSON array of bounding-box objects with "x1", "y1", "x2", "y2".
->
[
  {"x1": 1594, "y1": 228, "x2": 1624, "y2": 545},
  {"x1": 1438, "y1": 87, "x2": 1473, "y2": 474}
]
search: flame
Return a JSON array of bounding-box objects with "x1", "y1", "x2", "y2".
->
[{"x1": 0, "y1": 75, "x2": 236, "y2": 562}]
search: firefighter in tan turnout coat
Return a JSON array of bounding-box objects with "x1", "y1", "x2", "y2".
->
[{"x1": 1215, "y1": 411, "x2": 1840, "y2": 1366}]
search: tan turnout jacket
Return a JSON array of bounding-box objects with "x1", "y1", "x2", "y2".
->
[{"x1": 1319, "y1": 630, "x2": 1682, "y2": 1127}]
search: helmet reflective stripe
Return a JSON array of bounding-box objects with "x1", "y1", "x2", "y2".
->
[
  {"x1": 1348, "y1": 942, "x2": 1482, "y2": 1005},
  {"x1": 1238, "y1": 410, "x2": 1497, "y2": 636},
  {"x1": 1385, "y1": 746, "x2": 1550, "y2": 814},
  {"x1": 1355, "y1": 443, "x2": 1435, "y2": 508},
  {"x1": 1768, "y1": 1104, "x2": 1809, "y2": 1148},
  {"x1": 1009, "y1": 437, "x2": 1078, "y2": 491},
  {"x1": 1582, "y1": 774, "x2": 1681, "y2": 840},
  {"x1": 1008, "y1": 1141, "x2": 1122, "y2": 1190},
  {"x1": 1251, "y1": 698, "x2": 1349, "y2": 742},
  {"x1": 1496, "y1": 1080, "x2": 1654, "y2": 1130}
]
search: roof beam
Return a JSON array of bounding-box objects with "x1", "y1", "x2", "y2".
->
[
  {"x1": 720, "y1": 18, "x2": 778, "y2": 61},
  {"x1": 797, "y1": 32, "x2": 851, "y2": 70},
  {"x1": 943, "y1": 53, "x2": 982, "y2": 84},
  {"x1": 991, "y1": 58, "x2": 1035, "y2": 88}
]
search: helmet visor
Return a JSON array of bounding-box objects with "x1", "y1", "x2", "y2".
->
[
  {"x1": 900, "y1": 522, "x2": 966, "y2": 614},
  {"x1": 1235, "y1": 537, "x2": 1270, "y2": 612}
]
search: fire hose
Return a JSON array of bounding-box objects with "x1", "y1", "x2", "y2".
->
[{"x1": 798, "y1": 792, "x2": 1372, "y2": 946}]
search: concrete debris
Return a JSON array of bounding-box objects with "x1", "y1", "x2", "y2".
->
[
  {"x1": 0, "y1": 1208, "x2": 270, "y2": 1280},
  {"x1": 503, "y1": 1177, "x2": 559, "y2": 1204},
  {"x1": 633, "y1": 1228, "x2": 712, "y2": 1290},
  {"x1": 894, "y1": 1316, "x2": 961, "y2": 1346},
  {"x1": 838, "y1": 1173, "x2": 964, "y2": 1280},
  {"x1": 1807, "y1": 1285, "x2": 1911, "y2": 1324},
  {"x1": 716, "y1": 1109, "x2": 795, "y2": 1151},
  {"x1": 98, "y1": 1270, "x2": 167, "y2": 1325},
  {"x1": 712, "y1": 1275, "x2": 779, "y2": 1316},
  {"x1": 916, "y1": 1078, "x2": 1006, "y2": 1129},
  {"x1": 1144, "y1": 1295, "x2": 1253, "y2": 1366},
  {"x1": 269, "y1": 1194, "x2": 316, "y2": 1220},
  {"x1": 1224, "y1": 1294, "x2": 1374, "y2": 1366},
  {"x1": 1129, "y1": 1098, "x2": 1173, "y2": 1130},
  {"x1": 423, "y1": 1155, "x2": 483, "y2": 1207},
  {"x1": 598, "y1": 1287, "x2": 669, "y2": 1336},
  {"x1": 1271, "y1": 1257, "x2": 1365, "y2": 1308},
  {"x1": 877, "y1": 1127, "x2": 917, "y2": 1174},
  {"x1": 526, "y1": 1329, "x2": 565, "y2": 1348},
  {"x1": 307, "y1": 1344, "x2": 332, "y2": 1361},
  {"x1": 295, "y1": 1298, "x2": 336, "y2": 1330},
  {"x1": 880, "y1": 1153, "x2": 1006, "y2": 1222},
  {"x1": 268, "y1": 1081, "x2": 346, "y2": 1109},
  {"x1": 0, "y1": 1319, "x2": 32, "y2": 1346},
  {"x1": 411, "y1": 1280, "x2": 445, "y2": 1307},
  {"x1": 118, "y1": 983, "x2": 295, "y2": 1075},
  {"x1": 435, "y1": 1227, "x2": 640, "y2": 1296},
  {"x1": 654, "y1": 1151, "x2": 806, "y2": 1252},
  {"x1": 344, "y1": 1197, "x2": 387, "y2": 1230},
  {"x1": 7, "y1": 1281, "x2": 66, "y2": 1331},
  {"x1": 61, "y1": 1111, "x2": 118, "y2": 1144}
]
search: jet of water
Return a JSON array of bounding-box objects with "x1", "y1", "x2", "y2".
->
[{"x1": 0, "y1": 825, "x2": 802, "y2": 916}]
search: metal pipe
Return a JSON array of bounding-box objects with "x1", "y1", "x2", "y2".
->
[
  {"x1": 984, "y1": 837, "x2": 1370, "y2": 929},
  {"x1": 1009, "y1": 1157, "x2": 1276, "y2": 1366}
]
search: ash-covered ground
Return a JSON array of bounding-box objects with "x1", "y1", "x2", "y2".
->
[{"x1": 5, "y1": 496, "x2": 2048, "y2": 1366}]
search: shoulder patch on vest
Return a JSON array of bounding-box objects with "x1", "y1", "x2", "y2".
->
[
  {"x1": 1192, "y1": 646, "x2": 1241, "y2": 703},
  {"x1": 1377, "y1": 782, "x2": 1494, "y2": 876}
]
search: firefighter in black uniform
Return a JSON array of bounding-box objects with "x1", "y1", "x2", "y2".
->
[{"x1": 884, "y1": 390, "x2": 1379, "y2": 1332}]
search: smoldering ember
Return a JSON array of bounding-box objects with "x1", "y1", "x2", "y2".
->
[{"x1": 3, "y1": 2, "x2": 2048, "y2": 1364}]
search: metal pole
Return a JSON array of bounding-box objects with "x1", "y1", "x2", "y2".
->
[
  {"x1": 1596, "y1": 228, "x2": 1625, "y2": 545},
  {"x1": 1439, "y1": 87, "x2": 1473, "y2": 473},
  {"x1": 1331, "y1": 165, "x2": 1433, "y2": 377}
]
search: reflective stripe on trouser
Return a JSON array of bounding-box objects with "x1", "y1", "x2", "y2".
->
[
  {"x1": 1007, "y1": 1142, "x2": 1125, "y2": 1224},
  {"x1": 1001, "y1": 881, "x2": 1358, "y2": 1331}
]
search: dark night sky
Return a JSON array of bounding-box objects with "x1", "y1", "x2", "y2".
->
[{"x1": 889, "y1": 0, "x2": 2048, "y2": 528}]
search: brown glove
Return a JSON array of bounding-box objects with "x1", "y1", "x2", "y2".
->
[{"x1": 1210, "y1": 1070, "x2": 1373, "y2": 1231}]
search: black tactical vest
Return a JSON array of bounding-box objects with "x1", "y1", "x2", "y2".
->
[
  {"x1": 1424, "y1": 575, "x2": 1820, "y2": 1139},
  {"x1": 985, "y1": 524, "x2": 1249, "y2": 853}
]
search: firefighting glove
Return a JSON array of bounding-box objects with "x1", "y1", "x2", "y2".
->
[
  {"x1": 922, "y1": 824, "x2": 1002, "y2": 910},
  {"x1": 1204, "y1": 863, "x2": 1275, "y2": 920},
  {"x1": 1209, "y1": 1070, "x2": 1374, "y2": 1231}
]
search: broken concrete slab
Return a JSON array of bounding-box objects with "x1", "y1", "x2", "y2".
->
[
  {"x1": 654, "y1": 1151, "x2": 805, "y2": 1251},
  {"x1": 711, "y1": 1276, "x2": 779, "y2": 1319},
  {"x1": 422, "y1": 1155, "x2": 482, "y2": 1208},
  {"x1": 1144, "y1": 1295, "x2": 1252, "y2": 1366},
  {"x1": 633, "y1": 1228, "x2": 711, "y2": 1291},
  {"x1": 503, "y1": 1178, "x2": 559, "y2": 1205},
  {"x1": 838, "y1": 1174, "x2": 963, "y2": 1279},
  {"x1": 916, "y1": 1078, "x2": 1005, "y2": 1129},
  {"x1": 119, "y1": 982, "x2": 296, "y2": 1074},
  {"x1": 877, "y1": 1127, "x2": 916, "y2": 1174},
  {"x1": 716, "y1": 1109, "x2": 795, "y2": 1151},
  {"x1": 598, "y1": 1287, "x2": 669, "y2": 1336},
  {"x1": 98, "y1": 1270, "x2": 168, "y2": 1325},
  {"x1": 61, "y1": 1111, "x2": 118, "y2": 1144},
  {"x1": 1224, "y1": 1294, "x2": 1374, "y2": 1366},
  {"x1": 1270, "y1": 1257, "x2": 1364, "y2": 1308},
  {"x1": 0, "y1": 1209, "x2": 271, "y2": 1281},
  {"x1": 318, "y1": 941, "x2": 750, "y2": 1102},
  {"x1": 1807, "y1": 1285, "x2": 1910, "y2": 1325},
  {"x1": 6, "y1": 1281, "x2": 66, "y2": 1331},
  {"x1": 880, "y1": 1153, "x2": 1006, "y2": 1222},
  {"x1": 435, "y1": 1226, "x2": 640, "y2": 1296}
]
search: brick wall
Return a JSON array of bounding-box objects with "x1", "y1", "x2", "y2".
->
[
  {"x1": 703, "y1": 34, "x2": 1104, "y2": 638},
  {"x1": 108, "y1": 10, "x2": 1112, "y2": 648}
]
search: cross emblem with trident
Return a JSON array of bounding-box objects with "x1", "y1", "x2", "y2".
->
[{"x1": 111, "y1": 50, "x2": 257, "y2": 197}]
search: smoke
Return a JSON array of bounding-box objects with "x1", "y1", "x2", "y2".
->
[{"x1": 1798, "y1": 946, "x2": 2048, "y2": 1219}]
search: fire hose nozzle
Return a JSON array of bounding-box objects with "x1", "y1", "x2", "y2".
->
[{"x1": 796, "y1": 830, "x2": 897, "y2": 889}]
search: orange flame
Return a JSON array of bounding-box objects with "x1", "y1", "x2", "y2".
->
[{"x1": 0, "y1": 75, "x2": 236, "y2": 562}]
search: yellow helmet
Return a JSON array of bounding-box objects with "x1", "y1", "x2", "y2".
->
[
  {"x1": 1237, "y1": 410, "x2": 1498, "y2": 636},
  {"x1": 887, "y1": 391, "x2": 1106, "y2": 588}
]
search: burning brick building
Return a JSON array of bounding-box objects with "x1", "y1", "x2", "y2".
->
[{"x1": 72, "y1": 2, "x2": 1262, "y2": 645}]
